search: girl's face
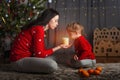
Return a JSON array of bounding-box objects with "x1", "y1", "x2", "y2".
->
[
  {"x1": 68, "y1": 31, "x2": 78, "y2": 40},
  {"x1": 68, "y1": 30, "x2": 82, "y2": 40},
  {"x1": 48, "y1": 15, "x2": 59, "y2": 29}
]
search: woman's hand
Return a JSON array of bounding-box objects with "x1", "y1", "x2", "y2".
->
[
  {"x1": 73, "y1": 54, "x2": 78, "y2": 61},
  {"x1": 53, "y1": 43, "x2": 72, "y2": 52},
  {"x1": 60, "y1": 43, "x2": 72, "y2": 49}
]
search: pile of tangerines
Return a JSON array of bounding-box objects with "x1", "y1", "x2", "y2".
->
[{"x1": 78, "y1": 66, "x2": 103, "y2": 77}]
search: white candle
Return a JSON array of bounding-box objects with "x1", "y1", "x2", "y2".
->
[{"x1": 62, "y1": 37, "x2": 69, "y2": 45}]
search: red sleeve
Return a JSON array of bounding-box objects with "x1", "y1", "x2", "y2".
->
[
  {"x1": 32, "y1": 26, "x2": 53, "y2": 58},
  {"x1": 77, "y1": 36, "x2": 92, "y2": 59}
]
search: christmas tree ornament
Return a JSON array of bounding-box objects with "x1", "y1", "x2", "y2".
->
[
  {"x1": 28, "y1": 3, "x2": 32, "y2": 6},
  {"x1": 2, "y1": 17, "x2": 6, "y2": 24},
  {"x1": 28, "y1": 17, "x2": 31, "y2": 20},
  {"x1": 6, "y1": 0, "x2": 11, "y2": 3},
  {"x1": 33, "y1": 6, "x2": 36, "y2": 9},
  {"x1": 48, "y1": 0, "x2": 52, "y2": 3},
  {"x1": 37, "y1": 11, "x2": 40, "y2": 15},
  {"x1": 29, "y1": 10, "x2": 33, "y2": 17},
  {"x1": 5, "y1": 14, "x2": 8, "y2": 17}
]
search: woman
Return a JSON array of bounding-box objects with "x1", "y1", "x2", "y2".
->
[{"x1": 10, "y1": 8, "x2": 69, "y2": 73}]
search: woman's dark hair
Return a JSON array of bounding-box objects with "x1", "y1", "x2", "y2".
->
[{"x1": 22, "y1": 8, "x2": 59, "y2": 30}]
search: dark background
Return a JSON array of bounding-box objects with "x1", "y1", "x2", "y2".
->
[{"x1": 46, "y1": 0, "x2": 120, "y2": 47}]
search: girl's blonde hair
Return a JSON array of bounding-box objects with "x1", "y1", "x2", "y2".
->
[{"x1": 66, "y1": 22, "x2": 85, "y2": 36}]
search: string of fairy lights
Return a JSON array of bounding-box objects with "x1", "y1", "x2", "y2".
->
[
  {"x1": 50, "y1": 0, "x2": 120, "y2": 28},
  {"x1": 0, "y1": 0, "x2": 119, "y2": 32}
]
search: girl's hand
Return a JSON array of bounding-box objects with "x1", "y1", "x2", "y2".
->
[{"x1": 73, "y1": 54, "x2": 78, "y2": 61}]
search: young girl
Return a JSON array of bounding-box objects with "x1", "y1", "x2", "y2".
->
[
  {"x1": 10, "y1": 8, "x2": 70, "y2": 73},
  {"x1": 66, "y1": 22, "x2": 96, "y2": 68}
]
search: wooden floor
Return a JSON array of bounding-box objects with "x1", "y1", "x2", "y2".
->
[{"x1": 96, "y1": 56, "x2": 120, "y2": 63}]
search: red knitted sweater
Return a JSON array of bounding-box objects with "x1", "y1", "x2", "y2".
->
[{"x1": 10, "y1": 26, "x2": 53, "y2": 62}]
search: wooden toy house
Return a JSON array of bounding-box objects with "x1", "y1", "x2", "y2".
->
[{"x1": 93, "y1": 27, "x2": 120, "y2": 57}]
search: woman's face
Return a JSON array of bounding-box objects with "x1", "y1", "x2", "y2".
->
[{"x1": 48, "y1": 15, "x2": 59, "y2": 29}]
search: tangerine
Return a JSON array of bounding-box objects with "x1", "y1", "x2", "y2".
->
[
  {"x1": 96, "y1": 66, "x2": 103, "y2": 72},
  {"x1": 94, "y1": 69, "x2": 101, "y2": 75},
  {"x1": 78, "y1": 68, "x2": 84, "y2": 73},
  {"x1": 82, "y1": 70, "x2": 90, "y2": 77},
  {"x1": 87, "y1": 69, "x2": 94, "y2": 74}
]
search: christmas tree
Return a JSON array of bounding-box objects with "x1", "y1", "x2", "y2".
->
[{"x1": 0, "y1": 0, "x2": 47, "y2": 36}]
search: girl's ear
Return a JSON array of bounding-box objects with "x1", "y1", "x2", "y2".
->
[{"x1": 76, "y1": 30, "x2": 82, "y2": 36}]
